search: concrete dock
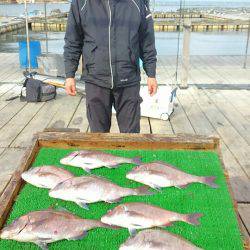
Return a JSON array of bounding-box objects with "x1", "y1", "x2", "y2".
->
[{"x1": 0, "y1": 52, "x2": 249, "y2": 243}]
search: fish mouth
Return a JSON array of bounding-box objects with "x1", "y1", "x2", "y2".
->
[
  {"x1": 0, "y1": 230, "x2": 6, "y2": 239},
  {"x1": 48, "y1": 190, "x2": 56, "y2": 198},
  {"x1": 126, "y1": 172, "x2": 134, "y2": 179},
  {"x1": 21, "y1": 172, "x2": 29, "y2": 181},
  {"x1": 100, "y1": 216, "x2": 109, "y2": 225},
  {"x1": 60, "y1": 152, "x2": 79, "y2": 165},
  {"x1": 60, "y1": 158, "x2": 68, "y2": 165}
]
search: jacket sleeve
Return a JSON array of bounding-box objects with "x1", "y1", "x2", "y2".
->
[
  {"x1": 139, "y1": 0, "x2": 157, "y2": 78},
  {"x1": 64, "y1": 0, "x2": 84, "y2": 78}
]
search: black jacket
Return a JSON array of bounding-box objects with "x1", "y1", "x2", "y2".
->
[{"x1": 64, "y1": 0, "x2": 157, "y2": 88}]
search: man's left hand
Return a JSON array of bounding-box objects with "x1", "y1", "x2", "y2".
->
[{"x1": 147, "y1": 77, "x2": 158, "y2": 96}]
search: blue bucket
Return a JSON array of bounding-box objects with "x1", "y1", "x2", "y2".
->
[{"x1": 19, "y1": 41, "x2": 41, "y2": 69}]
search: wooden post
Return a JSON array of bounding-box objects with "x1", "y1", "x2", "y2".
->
[
  {"x1": 243, "y1": 19, "x2": 250, "y2": 69},
  {"x1": 180, "y1": 19, "x2": 191, "y2": 89}
]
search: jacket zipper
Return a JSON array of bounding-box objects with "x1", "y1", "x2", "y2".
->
[{"x1": 107, "y1": 0, "x2": 114, "y2": 89}]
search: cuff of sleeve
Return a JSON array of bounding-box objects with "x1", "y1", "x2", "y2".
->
[
  {"x1": 144, "y1": 62, "x2": 156, "y2": 78},
  {"x1": 65, "y1": 72, "x2": 76, "y2": 78},
  {"x1": 146, "y1": 68, "x2": 156, "y2": 78},
  {"x1": 147, "y1": 72, "x2": 156, "y2": 78}
]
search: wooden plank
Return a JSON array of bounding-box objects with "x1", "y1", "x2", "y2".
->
[
  {"x1": 37, "y1": 132, "x2": 218, "y2": 150},
  {"x1": 0, "y1": 85, "x2": 21, "y2": 111},
  {"x1": 110, "y1": 115, "x2": 120, "y2": 133},
  {"x1": 0, "y1": 83, "x2": 15, "y2": 97},
  {"x1": 140, "y1": 117, "x2": 151, "y2": 134},
  {"x1": 238, "y1": 204, "x2": 250, "y2": 239},
  {"x1": 0, "y1": 147, "x2": 26, "y2": 177},
  {"x1": 170, "y1": 95, "x2": 195, "y2": 135},
  {"x1": 48, "y1": 92, "x2": 82, "y2": 129},
  {"x1": 68, "y1": 97, "x2": 89, "y2": 132},
  {"x1": 0, "y1": 138, "x2": 39, "y2": 229},
  {"x1": 0, "y1": 102, "x2": 44, "y2": 147},
  {"x1": 189, "y1": 87, "x2": 250, "y2": 178},
  {"x1": 0, "y1": 98, "x2": 26, "y2": 130},
  {"x1": 0, "y1": 147, "x2": 5, "y2": 156},
  {"x1": 149, "y1": 118, "x2": 174, "y2": 134},
  {"x1": 239, "y1": 219, "x2": 250, "y2": 247},
  {"x1": 109, "y1": 112, "x2": 151, "y2": 134},
  {"x1": 221, "y1": 142, "x2": 250, "y2": 203},
  {"x1": 179, "y1": 88, "x2": 250, "y2": 202},
  {"x1": 221, "y1": 90, "x2": 250, "y2": 122},
  {"x1": 205, "y1": 89, "x2": 250, "y2": 145},
  {"x1": 0, "y1": 174, "x2": 12, "y2": 197},
  {"x1": 11, "y1": 94, "x2": 68, "y2": 148},
  {"x1": 178, "y1": 88, "x2": 216, "y2": 136}
]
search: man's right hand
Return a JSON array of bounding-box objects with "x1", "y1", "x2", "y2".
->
[{"x1": 65, "y1": 78, "x2": 76, "y2": 96}]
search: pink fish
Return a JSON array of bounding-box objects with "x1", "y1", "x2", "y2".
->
[
  {"x1": 126, "y1": 161, "x2": 218, "y2": 190},
  {"x1": 101, "y1": 202, "x2": 203, "y2": 235}
]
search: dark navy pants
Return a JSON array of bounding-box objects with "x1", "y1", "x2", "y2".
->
[{"x1": 85, "y1": 83, "x2": 142, "y2": 133}]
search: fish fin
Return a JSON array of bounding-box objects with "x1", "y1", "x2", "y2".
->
[
  {"x1": 132, "y1": 157, "x2": 141, "y2": 165},
  {"x1": 83, "y1": 167, "x2": 91, "y2": 173},
  {"x1": 175, "y1": 184, "x2": 189, "y2": 189},
  {"x1": 123, "y1": 205, "x2": 128, "y2": 212},
  {"x1": 202, "y1": 176, "x2": 219, "y2": 188},
  {"x1": 35, "y1": 242, "x2": 48, "y2": 250},
  {"x1": 55, "y1": 206, "x2": 70, "y2": 213},
  {"x1": 162, "y1": 221, "x2": 173, "y2": 227},
  {"x1": 184, "y1": 213, "x2": 203, "y2": 225},
  {"x1": 106, "y1": 164, "x2": 120, "y2": 169},
  {"x1": 134, "y1": 186, "x2": 154, "y2": 196},
  {"x1": 106, "y1": 198, "x2": 122, "y2": 203},
  {"x1": 152, "y1": 184, "x2": 162, "y2": 191},
  {"x1": 76, "y1": 201, "x2": 89, "y2": 210},
  {"x1": 68, "y1": 231, "x2": 88, "y2": 240},
  {"x1": 128, "y1": 228, "x2": 137, "y2": 236}
]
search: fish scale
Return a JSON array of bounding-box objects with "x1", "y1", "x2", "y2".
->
[
  {"x1": 126, "y1": 161, "x2": 218, "y2": 190},
  {"x1": 119, "y1": 229, "x2": 202, "y2": 250},
  {"x1": 60, "y1": 150, "x2": 141, "y2": 173},
  {"x1": 49, "y1": 175, "x2": 152, "y2": 209},
  {"x1": 0, "y1": 209, "x2": 115, "y2": 249}
]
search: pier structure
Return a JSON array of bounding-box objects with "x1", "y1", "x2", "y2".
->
[
  {"x1": 30, "y1": 11, "x2": 250, "y2": 33},
  {"x1": 0, "y1": 53, "x2": 249, "y2": 243},
  {"x1": 1, "y1": 11, "x2": 250, "y2": 34},
  {"x1": 0, "y1": 12, "x2": 67, "y2": 34}
]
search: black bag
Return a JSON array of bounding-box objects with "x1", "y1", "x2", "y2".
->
[{"x1": 21, "y1": 78, "x2": 57, "y2": 102}]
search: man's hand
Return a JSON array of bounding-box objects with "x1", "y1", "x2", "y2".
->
[
  {"x1": 65, "y1": 78, "x2": 76, "y2": 96},
  {"x1": 147, "y1": 77, "x2": 158, "y2": 96}
]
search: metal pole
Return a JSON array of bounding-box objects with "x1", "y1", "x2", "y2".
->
[
  {"x1": 44, "y1": 0, "x2": 48, "y2": 54},
  {"x1": 24, "y1": 0, "x2": 31, "y2": 72},
  {"x1": 243, "y1": 19, "x2": 250, "y2": 69},
  {"x1": 180, "y1": 19, "x2": 191, "y2": 89}
]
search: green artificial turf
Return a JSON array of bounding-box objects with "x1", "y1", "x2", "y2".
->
[{"x1": 0, "y1": 147, "x2": 244, "y2": 250}]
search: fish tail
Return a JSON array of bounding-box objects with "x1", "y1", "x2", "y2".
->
[
  {"x1": 132, "y1": 157, "x2": 141, "y2": 165},
  {"x1": 201, "y1": 176, "x2": 219, "y2": 188},
  {"x1": 134, "y1": 186, "x2": 154, "y2": 196},
  {"x1": 184, "y1": 213, "x2": 203, "y2": 225}
]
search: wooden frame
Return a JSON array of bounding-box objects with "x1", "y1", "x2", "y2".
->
[{"x1": 0, "y1": 131, "x2": 249, "y2": 249}]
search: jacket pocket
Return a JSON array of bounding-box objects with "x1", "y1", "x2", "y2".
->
[
  {"x1": 83, "y1": 41, "x2": 97, "y2": 73},
  {"x1": 117, "y1": 46, "x2": 139, "y2": 82},
  {"x1": 94, "y1": 47, "x2": 111, "y2": 76}
]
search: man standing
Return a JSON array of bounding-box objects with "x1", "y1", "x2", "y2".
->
[{"x1": 64, "y1": 0, "x2": 157, "y2": 133}]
